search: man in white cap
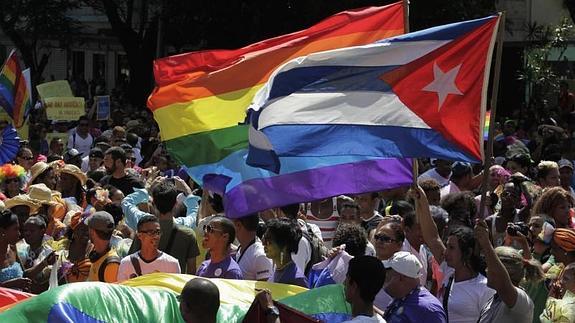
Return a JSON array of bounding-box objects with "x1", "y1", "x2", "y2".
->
[
  {"x1": 86, "y1": 211, "x2": 120, "y2": 283},
  {"x1": 383, "y1": 251, "x2": 446, "y2": 323}
]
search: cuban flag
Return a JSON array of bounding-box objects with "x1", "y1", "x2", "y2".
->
[{"x1": 248, "y1": 15, "x2": 500, "y2": 173}]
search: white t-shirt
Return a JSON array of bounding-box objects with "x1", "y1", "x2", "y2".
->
[
  {"x1": 117, "y1": 251, "x2": 181, "y2": 282},
  {"x1": 365, "y1": 241, "x2": 376, "y2": 256},
  {"x1": 439, "y1": 264, "x2": 496, "y2": 323},
  {"x1": 68, "y1": 130, "x2": 93, "y2": 157},
  {"x1": 478, "y1": 287, "x2": 534, "y2": 323},
  {"x1": 343, "y1": 313, "x2": 386, "y2": 323},
  {"x1": 292, "y1": 236, "x2": 311, "y2": 273},
  {"x1": 440, "y1": 181, "x2": 461, "y2": 200},
  {"x1": 419, "y1": 168, "x2": 450, "y2": 187},
  {"x1": 81, "y1": 155, "x2": 90, "y2": 172},
  {"x1": 235, "y1": 238, "x2": 273, "y2": 281}
]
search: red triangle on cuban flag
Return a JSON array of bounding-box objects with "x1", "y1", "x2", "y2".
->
[{"x1": 381, "y1": 16, "x2": 499, "y2": 161}]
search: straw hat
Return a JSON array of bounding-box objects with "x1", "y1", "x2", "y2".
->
[
  {"x1": 60, "y1": 164, "x2": 87, "y2": 186},
  {"x1": 5, "y1": 194, "x2": 40, "y2": 212},
  {"x1": 28, "y1": 162, "x2": 50, "y2": 184},
  {"x1": 28, "y1": 183, "x2": 55, "y2": 205}
]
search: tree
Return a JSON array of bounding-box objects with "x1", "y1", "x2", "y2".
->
[
  {"x1": 83, "y1": 0, "x2": 160, "y2": 107},
  {"x1": 0, "y1": 0, "x2": 80, "y2": 84},
  {"x1": 518, "y1": 17, "x2": 574, "y2": 119}
]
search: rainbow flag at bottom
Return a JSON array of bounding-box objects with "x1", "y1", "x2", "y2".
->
[{"x1": 0, "y1": 273, "x2": 351, "y2": 322}]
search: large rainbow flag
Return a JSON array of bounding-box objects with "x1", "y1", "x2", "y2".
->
[
  {"x1": 0, "y1": 273, "x2": 351, "y2": 322},
  {"x1": 0, "y1": 50, "x2": 31, "y2": 128},
  {"x1": 148, "y1": 2, "x2": 412, "y2": 217}
]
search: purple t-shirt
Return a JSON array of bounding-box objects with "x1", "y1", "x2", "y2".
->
[
  {"x1": 269, "y1": 262, "x2": 309, "y2": 288},
  {"x1": 196, "y1": 255, "x2": 243, "y2": 280},
  {"x1": 383, "y1": 286, "x2": 447, "y2": 323}
]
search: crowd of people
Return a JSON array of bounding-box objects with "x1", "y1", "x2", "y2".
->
[{"x1": 0, "y1": 84, "x2": 575, "y2": 323}]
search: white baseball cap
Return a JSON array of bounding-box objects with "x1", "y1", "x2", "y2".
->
[{"x1": 382, "y1": 251, "x2": 422, "y2": 279}]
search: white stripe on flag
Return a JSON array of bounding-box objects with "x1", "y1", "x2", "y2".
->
[{"x1": 258, "y1": 91, "x2": 431, "y2": 129}]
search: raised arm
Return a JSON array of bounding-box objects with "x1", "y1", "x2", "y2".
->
[
  {"x1": 412, "y1": 186, "x2": 446, "y2": 263},
  {"x1": 475, "y1": 219, "x2": 518, "y2": 307}
]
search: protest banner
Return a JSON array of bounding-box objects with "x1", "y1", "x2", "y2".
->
[
  {"x1": 96, "y1": 96, "x2": 110, "y2": 120},
  {"x1": 36, "y1": 80, "x2": 74, "y2": 99},
  {"x1": 44, "y1": 97, "x2": 85, "y2": 121}
]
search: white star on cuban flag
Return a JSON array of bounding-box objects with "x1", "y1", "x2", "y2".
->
[{"x1": 422, "y1": 62, "x2": 464, "y2": 111}]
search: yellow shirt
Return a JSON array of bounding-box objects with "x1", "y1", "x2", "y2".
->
[
  {"x1": 88, "y1": 249, "x2": 119, "y2": 283},
  {"x1": 540, "y1": 290, "x2": 575, "y2": 323}
]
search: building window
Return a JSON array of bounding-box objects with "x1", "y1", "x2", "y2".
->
[{"x1": 71, "y1": 51, "x2": 85, "y2": 78}]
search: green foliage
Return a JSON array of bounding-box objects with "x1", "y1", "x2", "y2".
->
[
  {"x1": 518, "y1": 17, "x2": 574, "y2": 112},
  {"x1": 0, "y1": 0, "x2": 81, "y2": 80}
]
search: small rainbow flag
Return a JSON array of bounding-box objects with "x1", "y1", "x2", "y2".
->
[
  {"x1": 0, "y1": 50, "x2": 31, "y2": 128},
  {"x1": 483, "y1": 110, "x2": 490, "y2": 141}
]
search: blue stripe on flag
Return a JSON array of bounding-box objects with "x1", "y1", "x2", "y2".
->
[
  {"x1": 268, "y1": 66, "x2": 396, "y2": 101},
  {"x1": 379, "y1": 15, "x2": 497, "y2": 42},
  {"x1": 261, "y1": 124, "x2": 479, "y2": 163}
]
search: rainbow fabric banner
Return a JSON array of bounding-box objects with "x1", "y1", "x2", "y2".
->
[
  {"x1": 148, "y1": 3, "x2": 411, "y2": 217},
  {"x1": 148, "y1": 2, "x2": 404, "y2": 170},
  {"x1": 0, "y1": 273, "x2": 351, "y2": 322},
  {"x1": 0, "y1": 50, "x2": 31, "y2": 128}
]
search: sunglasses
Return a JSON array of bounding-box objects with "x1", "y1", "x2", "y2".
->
[
  {"x1": 19, "y1": 156, "x2": 34, "y2": 161},
  {"x1": 374, "y1": 234, "x2": 397, "y2": 243},
  {"x1": 4, "y1": 178, "x2": 19, "y2": 184},
  {"x1": 128, "y1": 157, "x2": 137, "y2": 162},
  {"x1": 203, "y1": 224, "x2": 223, "y2": 234},
  {"x1": 139, "y1": 229, "x2": 161, "y2": 236}
]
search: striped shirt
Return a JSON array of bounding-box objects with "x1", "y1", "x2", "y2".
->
[{"x1": 306, "y1": 197, "x2": 340, "y2": 248}]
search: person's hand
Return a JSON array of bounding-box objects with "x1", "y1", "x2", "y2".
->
[
  {"x1": 3, "y1": 277, "x2": 32, "y2": 291},
  {"x1": 407, "y1": 185, "x2": 425, "y2": 202},
  {"x1": 327, "y1": 244, "x2": 346, "y2": 260},
  {"x1": 146, "y1": 173, "x2": 164, "y2": 192},
  {"x1": 173, "y1": 176, "x2": 192, "y2": 195},
  {"x1": 474, "y1": 219, "x2": 491, "y2": 248},
  {"x1": 44, "y1": 251, "x2": 57, "y2": 266},
  {"x1": 255, "y1": 289, "x2": 275, "y2": 310},
  {"x1": 507, "y1": 229, "x2": 529, "y2": 246}
]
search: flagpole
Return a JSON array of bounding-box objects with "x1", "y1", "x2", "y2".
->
[
  {"x1": 402, "y1": 0, "x2": 410, "y2": 33},
  {"x1": 478, "y1": 12, "x2": 505, "y2": 219}
]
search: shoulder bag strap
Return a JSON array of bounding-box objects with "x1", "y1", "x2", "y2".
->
[{"x1": 131, "y1": 253, "x2": 143, "y2": 277}]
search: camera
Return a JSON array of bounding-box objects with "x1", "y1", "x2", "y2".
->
[{"x1": 506, "y1": 222, "x2": 529, "y2": 237}]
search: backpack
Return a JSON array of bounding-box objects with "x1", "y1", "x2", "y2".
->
[
  {"x1": 302, "y1": 223, "x2": 328, "y2": 276},
  {"x1": 98, "y1": 255, "x2": 121, "y2": 282}
]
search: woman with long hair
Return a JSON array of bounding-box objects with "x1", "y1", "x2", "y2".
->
[
  {"x1": 262, "y1": 218, "x2": 308, "y2": 288},
  {"x1": 415, "y1": 186, "x2": 495, "y2": 323}
]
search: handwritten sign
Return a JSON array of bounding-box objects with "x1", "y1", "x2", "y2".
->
[
  {"x1": 44, "y1": 97, "x2": 85, "y2": 121},
  {"x1": 36, "y1": 80, "x2": 74, "y2": 99}
]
